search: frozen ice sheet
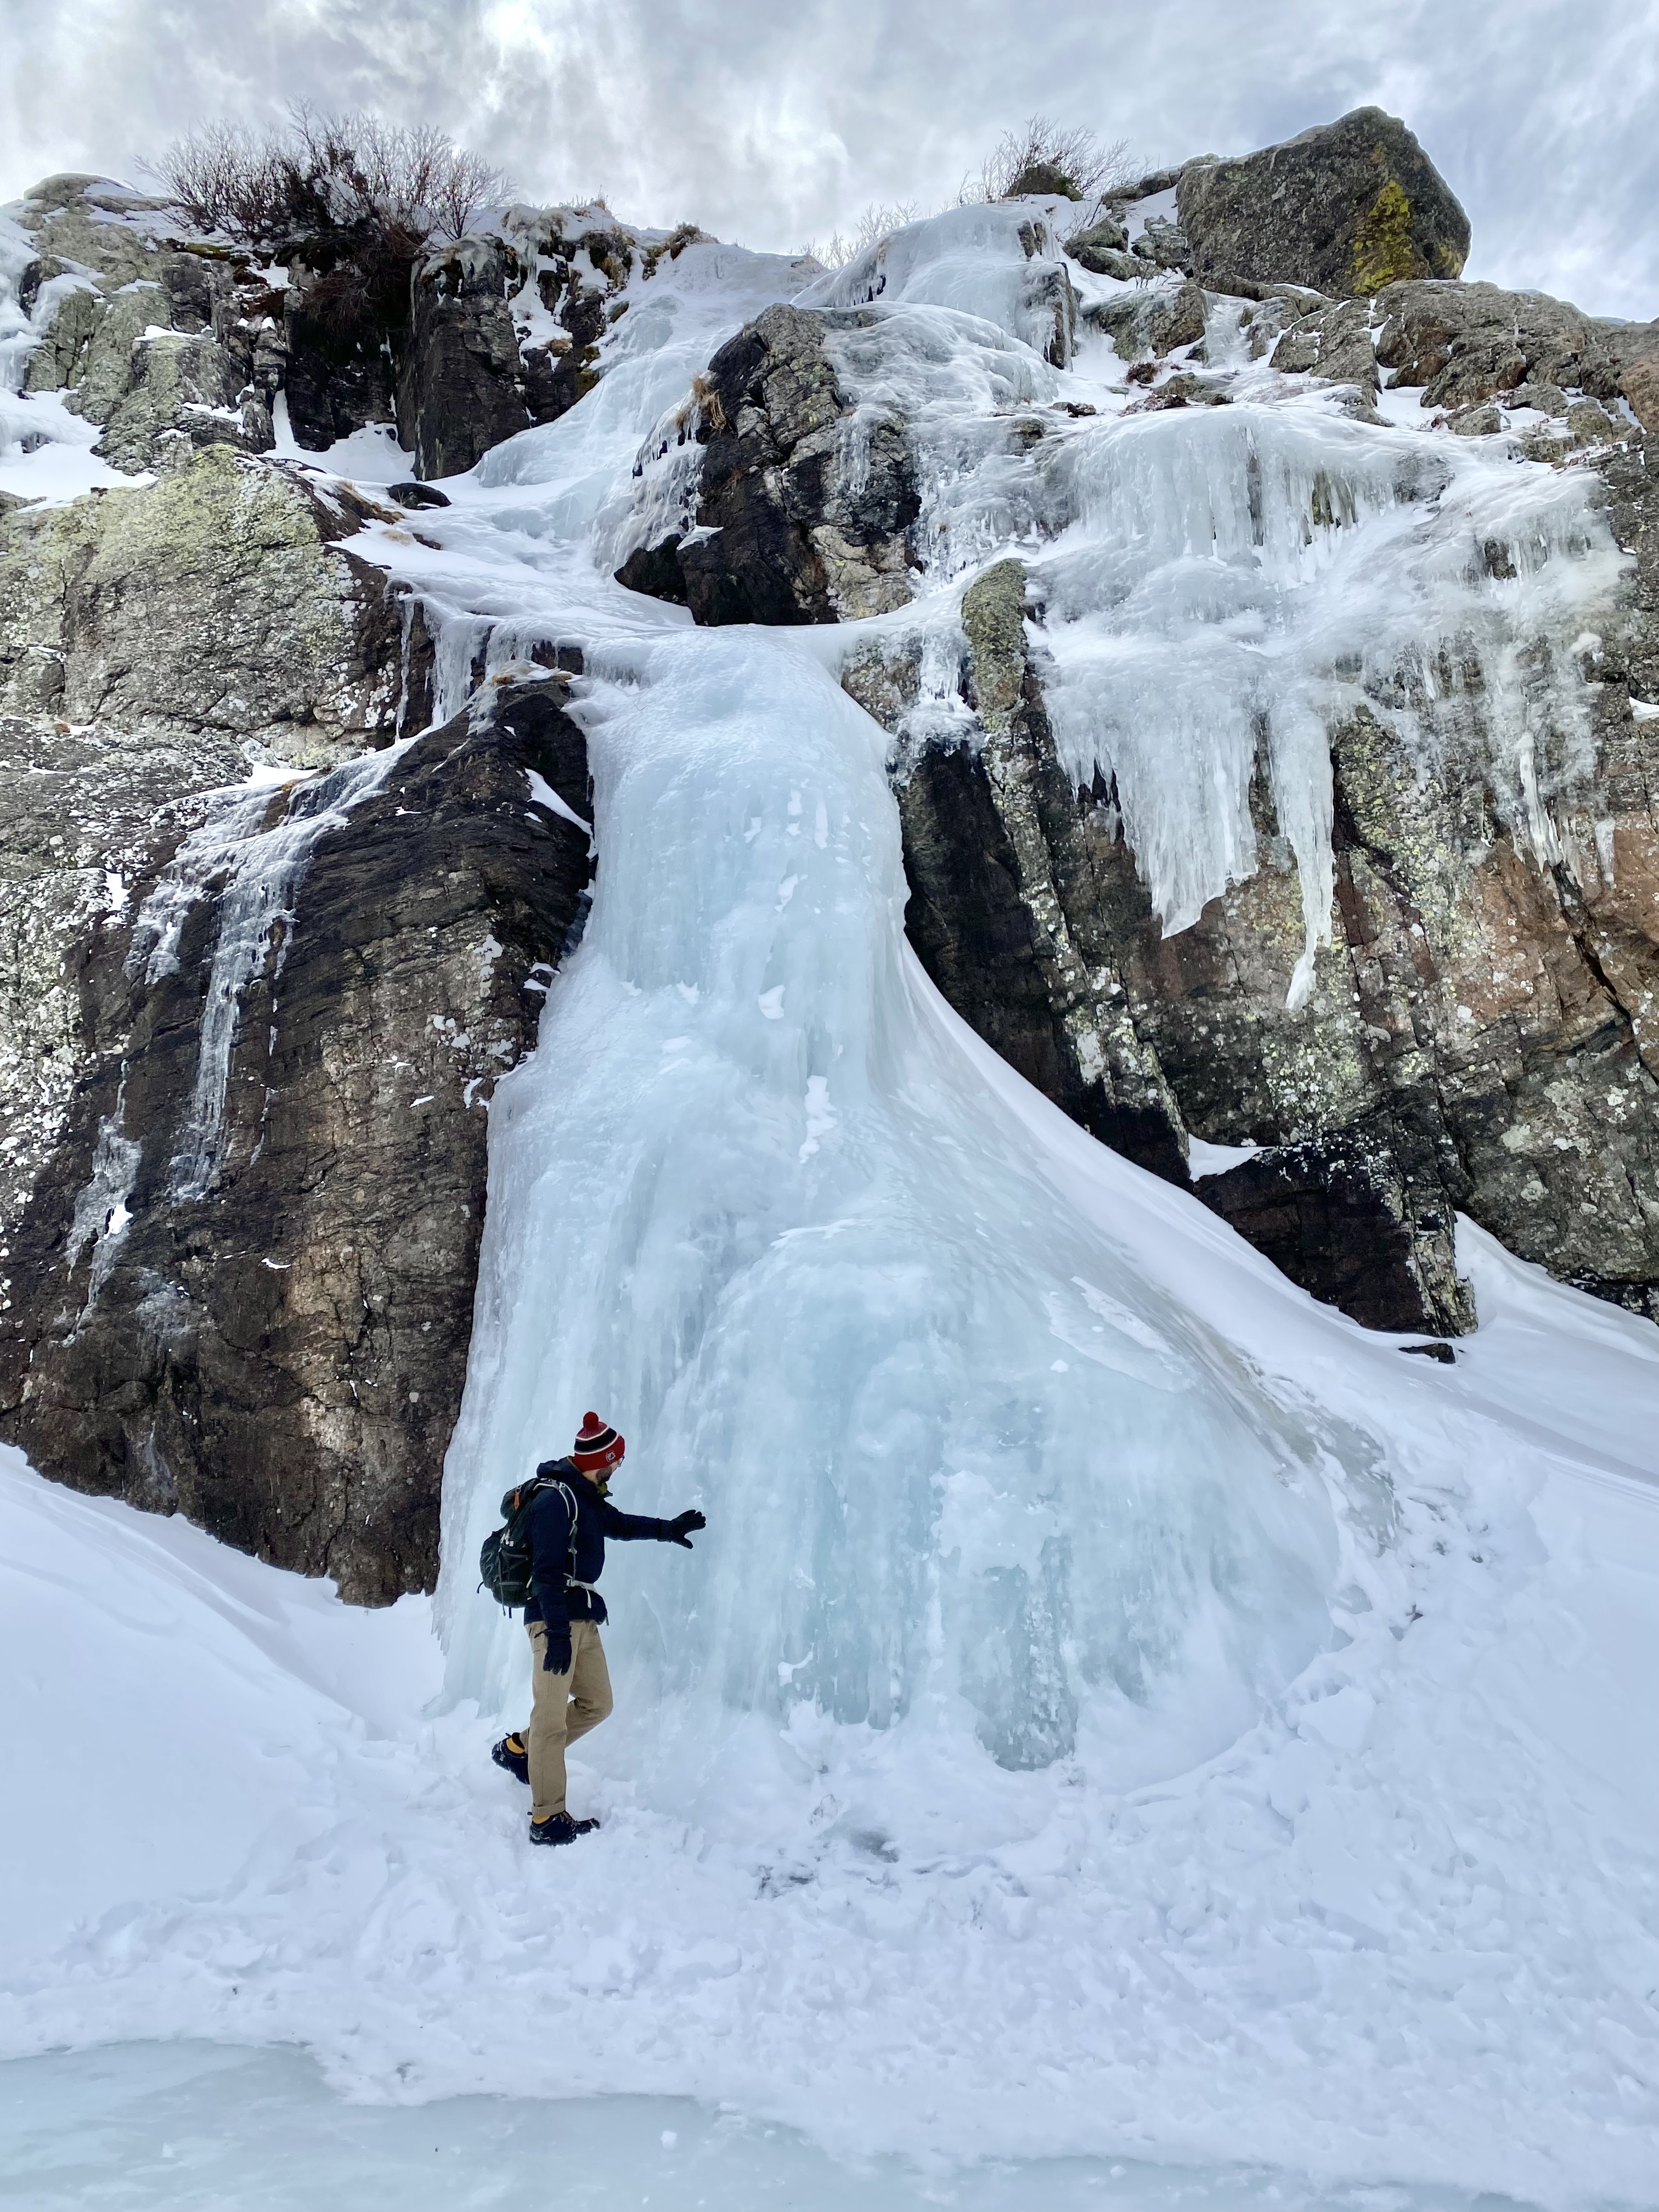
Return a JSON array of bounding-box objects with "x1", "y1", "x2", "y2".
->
[{"x1": 0, "y1": 2041, "x2": 1551, "y2": 2212}]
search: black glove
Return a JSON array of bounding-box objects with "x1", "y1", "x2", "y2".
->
[
  {"x1": 665, "y1": 1509, "x2": 706, "y2": 1549},
  {"x1": 541, "y1": 1629, "x2": 572, "y2": 1674}
]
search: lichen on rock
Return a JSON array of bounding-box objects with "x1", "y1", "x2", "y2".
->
[{"x1": 0, "y1": 447, "x2": 412, "y2": 765}]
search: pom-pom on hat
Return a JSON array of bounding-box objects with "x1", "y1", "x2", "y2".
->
[{"x1": 572, "y1": 1410, "x2": 625, "y2": 1472}]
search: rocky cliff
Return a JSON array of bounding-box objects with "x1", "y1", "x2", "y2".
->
[
  {"x1": 618, "y1": 119, "x2": 1659, "y2": 1339},
  {"x1": 0, "y1": 676, "x2": 590, "y2": 1599},
  {"x1": 1, "y1": 108, "x2": 1655, "y2": 1596}
]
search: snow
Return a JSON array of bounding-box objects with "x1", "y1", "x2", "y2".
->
[
  {"x1": 525, "y1": 762, "x2": 592, "y2": 832},
  {"x1": 4, "y1": 196, "x2": 1658, "y2": 2208},
  {"x1": 1187, "y1": 1135, "x2": 1261, "y2": 1177},
  {"x1": 0, "y1": 202, "x2": 159, "y2": 505},
  {"x1": 1125, "y1": 187, "x2": 1180, "y2": 243},
  {"x1": 269, "y1": 396, "x2": 415, "y2": 484},
  {"x1": 799, "y1": 201, "x2": 1079, "y2": 363},
  {"x1": 0, "y1": 2044, "x2": 1531, "y2": 2212},
  {"x1": 4, "y1": 1175, "x2": 1657, "y2": 2202}
]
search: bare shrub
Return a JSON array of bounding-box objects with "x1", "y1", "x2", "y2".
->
[
  {"x1": 150, "y1": 121, "x2": 289, "y2": 238},
  {"x1": 964, "y1": 119, "x2": 1133, "y2": 205},
  {"x1": 147, "y1": 106, "x2": 511, "y2": 247}
]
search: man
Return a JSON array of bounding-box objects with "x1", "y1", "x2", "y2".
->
[{"x1": 492, "y1": 1410, "x2": 706, "y2": 1847}]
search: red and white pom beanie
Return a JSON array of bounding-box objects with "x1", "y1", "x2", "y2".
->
[{"x1": 572, "y1": 1410, "x2": 625, "y2": 1472}]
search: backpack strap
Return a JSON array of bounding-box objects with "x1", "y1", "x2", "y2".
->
[{"x1": 516, "y1": 1476, "x2": 581, "y2": 1581}]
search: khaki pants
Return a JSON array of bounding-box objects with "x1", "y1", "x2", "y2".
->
[{"x1": 524, "y1": 1616, "x2": 613, "y2": 1821}]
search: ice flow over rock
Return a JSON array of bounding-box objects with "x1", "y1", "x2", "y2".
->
[
  {"x1": 440, "y1": 628, "x2": 1338, "y2": 1769},
  {"x1": 438, "y1": 198, "x2": 1622, "y2": 1776},
  {"x1": 797, "y1": 211, "x2": 1621, "y2": 1009}
]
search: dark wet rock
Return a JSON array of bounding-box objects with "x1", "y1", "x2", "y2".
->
[
  {"x1": 671, "y1": 304, "x2": 918, "y2": 626},
  {"x1": 0, "y1": 679, "x2": 591, "y2": 1601},
  {"x1": 1178, "y1": 108, "x2": 1470, "y2": 299},
  {"x1": 397, "y1": 237, "x2": 531, "y2": 481},
  {"x1": 615, "y1": 534, "x2": 689, "y2": 605},
  {"x1": 1198, "y1": 1122, "x2": 1475, "y2": 1336},
  {"x1": 505, "y1": 212, "x2": 637, "y2": 429},
  {"x1": 898, "y1": 559, "x2": 1189, "y2": 1187},
  {"x1": 387, "y1": 482, "x2": 450, "y2": 509}
]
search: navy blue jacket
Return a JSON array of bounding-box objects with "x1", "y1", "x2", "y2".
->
[{"x1": 524, "y1": 1458, "x2": 675, "y2": 1633}]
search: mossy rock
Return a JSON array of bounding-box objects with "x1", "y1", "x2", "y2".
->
[
  {"x1": 1177, "y1": 108, "x2": 1469, "y2": 299},
  {"x1": 1005, "y1": 163, "x2": 1084, "y2": 200}
]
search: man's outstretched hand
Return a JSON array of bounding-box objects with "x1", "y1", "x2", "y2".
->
[{"x1": 666, "y1": 1509, "x2": 707, "y2": 1549}]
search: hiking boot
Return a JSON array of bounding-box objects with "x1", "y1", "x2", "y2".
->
[
  {"x1": 528, "y1": 1810, "x2": 588, "y2": 1847},
  {"x1": 492, "y1": 1734, "x2": 529, "y2": 1785}
]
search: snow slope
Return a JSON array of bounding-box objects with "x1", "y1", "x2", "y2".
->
[
  {"x1": 3, "y1": 206, "x2": 1657, "y2": 2207},
  {"x1": 3, "y1": 1218, "x2": 1657, "y2": 2203}
]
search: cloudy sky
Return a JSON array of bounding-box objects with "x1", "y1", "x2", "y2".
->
[{"x1": 4, "y1": 0, "x2": 1656, "y2": 317}]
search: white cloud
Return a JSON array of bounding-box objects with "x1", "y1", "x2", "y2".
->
[{"x1": 3, "y1": 0, "x2": 1656, "y2": 316}]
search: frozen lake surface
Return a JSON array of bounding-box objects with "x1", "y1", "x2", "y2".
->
[{"x1": 0, "y1": 2041, "x2": 1540, "y2": 2211}]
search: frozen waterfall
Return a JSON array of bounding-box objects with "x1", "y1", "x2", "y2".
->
[
  {"x1": 437, "y1": 627, "x2": 1339, "y2": 1780},
  {"x1": 436, "y1": 204, "x2": 1622, "y2": 1783}
]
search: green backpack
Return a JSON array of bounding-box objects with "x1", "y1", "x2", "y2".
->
[{"x1": 478, "y1": 1473, "x2": 575, "y2": 1610}]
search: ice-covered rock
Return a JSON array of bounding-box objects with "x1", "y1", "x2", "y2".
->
[
  {"x1": 2, "y1": 107, "x2": 1658, "y2": 1605},
  {"x1": 625, "y1": 191, "x2": 1659, "y2": 1333}
]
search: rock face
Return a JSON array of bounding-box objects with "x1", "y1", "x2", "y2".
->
[
  {"x1": 399, "y1": 238, "x2": 532, "y2": 479},
  {"x1": 1177, "y1": 109, "x2": 1470, "y2": 298},
  {"x1": 625, "y1": 304, "x2": 919, "y2": 624},
  {"x1": 675, "y1": 258, "x2": 1659, "y2": 1334},
  {"x1": 893, "y1": 541, "x2": 1659, "y2": 1333},
  {"x1": 875, "y1": 565, "x2": 1476, "y2": 1335},
  {"x1": 395, "y1": 210, "x2": 656, "y2": 479},
  {"x1": 0, "y1": 448, "x2": 416, "y2": 766},
  {"x1": 5, "y1": 177, "x2": 674, "y2": 484},
  {"x1": 1371, "y1": 279, "x2": 1659, "y2": 427},
  {"x1": 895, "y1": 562, "x2": 1187, "y2": 1186},
  {"x1": 0, "y1": 679, "x2": 591, "y2": 1600},
  {"x1": 14, "y1": 177, "x2": 278, "y2": 470}
]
